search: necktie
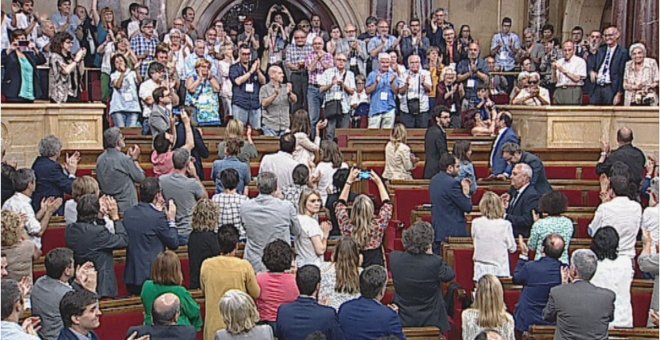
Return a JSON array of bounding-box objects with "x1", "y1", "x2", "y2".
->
[
  {"x1": 510, "y1": 191, "x2": 520, "y2": 209},
  {"x1": 599, "y1": 49, "x2": 612, "y2": 85},
  {"x1": 448, "y1": 45, "x2": 454, "y2": 64}
]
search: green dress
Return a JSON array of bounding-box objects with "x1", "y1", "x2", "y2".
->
[{"x1": 140, "y1": 280, "x2": 203, "y2": 331}]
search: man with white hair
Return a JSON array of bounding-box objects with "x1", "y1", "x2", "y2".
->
[
  {"x1": 501, "y1": 163, "x2": 540, "y2": 238},
  {"x1": 399, "y1": 54, "x2": 432, "y2": 128},
  {"x1": 336, "y1": 24, "x2": 368, "y2": 77},
  {"x1": 365, "y1": 53, "x2": 401, "y2": 129},
  {"x1": 319, "y1": 52, "x2": 355, "y2": 140},
  {"x1": 512, "y1": 72, "x2": 550, "y2": 105},
  {"x1": 260, "y1": 65, "x2": 297, "y2": 136},
  {"x1": 551, "y1": 41, "x2": 587, "y2": 105}
]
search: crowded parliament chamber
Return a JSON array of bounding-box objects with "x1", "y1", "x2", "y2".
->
[{"x1": 0, "y1": 0, "x2": 659, "y2": 339}]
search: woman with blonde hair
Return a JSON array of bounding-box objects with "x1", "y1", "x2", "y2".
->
[
  {"x1": 290, "y1": 109, "x2": 326, "y2": 165},
  {"x1": 218, "y1": 42, "x2": 236, "y2": 117},
  {"x1": 141, "y1": 250, "x2": 203, "y2": 331},
  {"x1": 319, "y1": 236, "x2": 362, "y2": 310},
  {"x1": 63, "y1": 175, "x2": 115, "y2": 232},
  {"x1": 188, "y1": 198, "x2": 221, "y2": 289},
  {"x1": 295, "y1": 189, "x2": 332, "y2": 267},
  {"x1": 1, "y1": 209, "x2": 40, "y2": 282},
  {"x1": 185, "y1": 58, "x2": 222, "y2": 126},
  {"x1": 216, "y1": 290, "x2": 274, "y2": 339},
  {"x1": 462, "y1": 274, "x2": 515, "y2": 340},
  {"x1": 436, "y1": 66, "x2": 464, "y2": 124},
  {"x1": 471, "y1": 192, "x2": 516, "y2": 281},
  {"x1": 335, "y1": 168, "x2": 393, "y2": 268},
  {"x1": 382, "y1": 123, "x2": 418, "y2": 181},
  {"x1": 218, "y1": 119, "x2": 258, "y2": 163}
]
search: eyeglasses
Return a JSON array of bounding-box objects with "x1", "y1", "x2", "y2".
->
[
  {"x1": 335, "y1": 58, "x2": 347, "y2": 61},
  {"x1": 294, "y1": 36, "x2": 305, "y2": 39},
  {"x1": 356, "y1": 82, "x2": 365, "y2": 85},
  {"x1": 240, "y1": 52, "x2": 251, "y2": 55},
  {"x1": 300, "y1": 24, "x2": 310, "y2": 28},
  {"x1": 308, "y1": 199, "x2": 322, "y2": 203},
  {"x1": 528, "y1": 81, "x2": 539, "y2": 84},
  {"x1": 345, "y1": 29, "x2": 356, "y2": 33},
  {"x1": 603, "y1": 33, "x2": 615, "y2": 37}
]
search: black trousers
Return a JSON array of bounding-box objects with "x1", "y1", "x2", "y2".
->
[
  {"x1": 289, "y1": 71, "x2": 308, "y2": 112},
  {"x1": 590, "y1": 84, "x2": 615, "y2": 105}
]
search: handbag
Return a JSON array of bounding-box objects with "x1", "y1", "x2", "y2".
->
[
  {"x1": 406, "y1": 72, "x2": 422, "y2": 115},
  {"x1": 323, "y1": 70, "x2": 348, "y2": 119}
]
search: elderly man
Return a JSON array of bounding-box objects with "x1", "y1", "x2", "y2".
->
[
  {"x1": 440, "y1": 28, "x2": 459, "y2": 66},
  {"x1": 305, "y1": 36, "x2": 334, "y2": 134},
  {"x1": 590, "y1": 26, "x2": 629, "y2": 105},
  {"x1": 96, "y1": 128, "x2": 145, "y2": 212},
  {"x1": 582, "y1": 30, "x2": 603, "y2": 94},
  {"x1": 543, "y1": 249, "x2": 615, "y2": 339},
  {"x1": 552, "y1": 41, "x2": 587, "y2": 105},
  {"x1": 30, "y1": 135, "x2": 78, "y2": 214},
  {"x1": 260, "y1": 65, "x2": 297, "y2": 137},
  {"x1": 319, "y1": 52, "x2": 356, "y2": 140},
  {"x1": 456, "y1": 42, "x2": 489, "y2": 110},
  {"x1": 130, "y1": 19, "x2": 160, "y2": 79},
  {"x1": 126, "y1": 293, "x2": 196, "y2": 339},
  {"x1": 512, "y1": 72, "x2": 550, "y2": 105},
  {"x1": 401, "y1": 17, "x2": 430, "y2": 67},
  {"x1": 596, "y1": 127, "x2": 646, "y2": 196},
  {"x1": 286, "y1": 30, "x2": 313, "y2": 112},
  {"x1": 501, "y1": 143, "x2": 552, "y2": 195},
  {"x1": 367, "y1": 19, "x2": 400, "y2": 71},
  {"x1": 517, "y1": 28, "x2": 544, "y2": 69},
  {"x1": 163, "y1": 18, "x2": 194, "y2": 47},
  {"x1": 501, "y1": 163, "x2": 540, "y2": 238},
  {"x1": 184, "y1": 39, "x2": 219, "y2": 79},
  {"x1": 240, "y1": 172, "x2": 301, "y2": 272},
  {"x1": 399, "y1": 54, "x2": 432, "y2": 128},
  {"x1": 366, "y1": 53, "x2": 401, "y2": 129},
  {"x1": 336, "y1": 24, "x2": 368, "y2": 77},
  {"x1": 230, "y1": 45, "x2": 266, "y2": 129}
]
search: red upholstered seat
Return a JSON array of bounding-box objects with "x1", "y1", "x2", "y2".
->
[
  {"x1": 392, "y1": 188, "x2": 429, "y2": 226},
  {"x1": 114, "y1": 261, "x2": 128, "y2": 297},
  {"x1": 575, "y1": 218, "x2": 590, "y2": 238},
  {"x1": 503, "y1": 289, "x2": 521, "y2": 314},
  {"x1": 580, "y1": 166, "x2": 599, "y2": 180},
  {"x1": 632, "y1": 287, "x2": 652, "y2": 327},
  {"x1": 475, "y1": 166, "x2": 490, "y2": 179},
  {"x1": 96, "y1": 309, "x2": 144, "y2": 339},
  {"x1": 492, "y1": 94, "x2": 510, "y2": 105},
  {"x1": 42, "y1": 227, "x2": 67, "y2": 254},
  {"x1": 545, "y1": 166, "x2": 577, "y2": 179},
  {"x1": 452, "y1": 248, "x2": 475, "y2": 292}
]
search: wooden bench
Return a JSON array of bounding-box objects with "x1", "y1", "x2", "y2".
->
[{"x1": 523, "y1": 325, "x2": 659, "y2": 339}]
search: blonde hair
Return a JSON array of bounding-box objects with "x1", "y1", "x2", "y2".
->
[
  {"x1": 298, "y1": 189, "x2": 321, "y2": 215},
  {"x1": 350, "y1": 195, "x2": 375, "y2": 249},
  {"x1": 225, "y1": 119, "x2": 245, "y2": 140},
  {"x1": 1, "y1": 210, "x2": 23, "y2": 247},
  {"x1": 220, "y1": 290, "x2": 259, "y2": 335},
  {"x1": 478, "y1": 191, "x2": 504, "y2": 219},
  {"x1": 390, "y1": 123, "x2": 407, "y2": 152},
  {"x1": 333, "y1": 236, "x2": 360, "y2": 294},
  {"x1": 473, "y1": 274, "x2": 511, "y2": 328},
  {"x1": 192, "y1": 199, "x2": 220, "y2": 232},
  {"x1": 72, "y1": 176, "x2": 100, "y2": 201},
  {"x1": 440, "y1": 66, "x2": 456, "y2": 82},
  {"x1": 195, "y1": 58, "x2": 211, "y2": 69}
]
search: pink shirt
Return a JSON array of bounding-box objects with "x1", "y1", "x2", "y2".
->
[
  {"x1": 151, "y1": 150, "x2": 174, "y2": 178},
  {"x1": 256, "y1": 272, "x2": 299, "y2": 321}
]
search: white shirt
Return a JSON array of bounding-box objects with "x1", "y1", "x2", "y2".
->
[
  {"x1": 588, "y1": 196, "x2": 642, "y2": 258},
  {"x1": 259, "y1": 151, "x2": 302, "y2": 190},
  {"x1": 399, "y1": 69, "x2": 432, "y2": 113},
  {"x1": 2, "y1": 193, "x2": 43, "y2": 249},
  {"x1": 590, "y1": 257, "x2": 634, "y2": 328},
  {"x1": 555, "y1": 56, "x2": 587, "y2": 87},
  {"x1": 295, "y1": 214, "x2": 324, "y2": 267},
  {"x1": 350, "y1": 89, "x2": 369, "y2": 106},
  {"x1": 313, "y1": 161, "x2": 348, "y2": 205},
  {"x1": 319, "y1": 67, "x2": 356, "y2": 113},
  {"x1": 471, "y1": 217, "x2": 516, "y2": 281},
  {"x1": 13, "y1": 13, "x2": 39, "y2": 42},
  {"x1": 642, "y1": 206, "x2": 659, "y2": 253},
  {"x1": 139, "y1": 79, "x2": 160, "y2": 118}
]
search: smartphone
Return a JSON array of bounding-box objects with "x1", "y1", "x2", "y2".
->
[
  {"x1": 358, "y1": 171, "x2": 371, "y2": 181},
  {"x1": 18, "y1": 40, "x2": 29, "y2": 51},
  {"x1": 172, "y1": 107, "x2": 182, "y2": 116}
]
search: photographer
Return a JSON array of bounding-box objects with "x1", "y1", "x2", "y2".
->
[
  {"x1": 1, "y1": 29, "x2": 46, "y2": 103},
  {"x1": 263, "y1": 21, "x2": 287, "y2": 68},
  {"x1": 265, "y1": 4, "x2": 295, "y2": 38},
  {"x1": 623, "y1": 43, "x2": 659, "y2": 106}
]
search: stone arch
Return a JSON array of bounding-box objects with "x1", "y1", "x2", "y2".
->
[{"x1": 561, "y1": 0, "x2": 608, "y2": 41}]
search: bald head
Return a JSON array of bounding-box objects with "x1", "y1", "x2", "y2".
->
[
  {"x1": 542, "y1": 233, "x2": 565, "y2": 260},
  {"x1": 153, "y1": 293, "x2": 180, "y2": 325},
  {"x1": 616, "y1": 127, "x2": 633, "y2": 145}
]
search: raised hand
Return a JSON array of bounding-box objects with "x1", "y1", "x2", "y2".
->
[
  {"x1": 76, "y1": 262, "x2": 98, "y2": 292},
  {"x1": 320, "y1": 221, "x2": 332, "y2": 234},
  {"x1": 21, "y1": 316, "x2": 41, "y2": 336},
  {"x1": 180, "y1": 109, "x2": 191, "y2": 125},
  {"x1": 65, "y1": 151, "x2": 80, "y2": 175},
  {"x1": 126, "y1": 331, "x2": 151, "y2": 340},
  {"x1": 104, "y1": 196, "x2": 119, "y2": 220},
  {"x1": 18, "y1": 275, "x2": 33, "y2": 299},
  {"x1": 347, "y1": 168, "x2": 360, "y2": 183},
  {"x1": 166, "y1": 199, "x2": 177, "y2": 221},
  {"x1": 127, "y1": 145, "x2": 141, "y2": 160},
  {"x1": 517, "y1": 235, "x2": 529, "y2": 257}
]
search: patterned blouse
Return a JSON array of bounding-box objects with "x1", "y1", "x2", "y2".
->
[
  {"x1": 528, "y1": 216, "x2": 573, "y2": 264},
  {"x1": 318, "y1": 262, "x2": 361, "y2": 310},
  {"x1": 461, "y1": 309, "x2": 515, "y2": 340},
  {"x1": 624, "y1": 58, "x2": 659, "y2": 106},
  {"x1": 335, "y1": 199, "x2": 393, "y2": 250},
  {"x1": 48, "y1": 53, "x2": 81, "y2": 103}
]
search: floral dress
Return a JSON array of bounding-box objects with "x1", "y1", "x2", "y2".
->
[{"x1": 185, "y1": 75, "x2": 220, "y2": 126}]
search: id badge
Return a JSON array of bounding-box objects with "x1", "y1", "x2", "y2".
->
[
  {"x1": 467, "y1": 79, "x2": 475, "y2": 88},
  {"x1": 245, "y1": 83, "x2": 254, "y2": 93},
  {"x1": 334, "y1": 92, "x2": 342, "y2": 100},
  {"x1": 122, "y1": 92, "x2": 134, "y2": 102},
  {"x1": 380, "y1": 92, "x2": 388, "y2": 101},
  {"x1": 451, "y1": 104, "x2": 456, "y2": 112},
  {"x1": 350, "y1": 57, "x2": 357, "y2": 66},
  {"x1": 498, "y1": 52, "x2": 508, "y2": 60}
]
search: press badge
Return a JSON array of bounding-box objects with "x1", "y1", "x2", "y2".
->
[
  {"x1": 122, "y1": 92, "x2": 134, "y2": 102},
  {"x1": 350, "y1": 57, "x2": 357, "y2": 66},
  {"x1": 467, "y1": 79, "x2": 475, "y2": 88},
  {"x1": 245, "y1": 83, "x2": 254, "y2": 93},
  {"x1": 380, "y1": 92, "x2": 388, "y2": 101},
  {"x1": 334, "y1": 92, "x2": 342, "y2": 100}
]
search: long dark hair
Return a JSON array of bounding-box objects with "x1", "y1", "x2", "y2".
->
[
  {"x1": 50, "y1": 32, "x2": 74, "y2": 57},
  {"x1": 453, "y1": 140, "x2": 472, "y2": 162}
]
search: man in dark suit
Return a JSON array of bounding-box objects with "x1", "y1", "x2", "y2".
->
[
  {"x1": 123, "y1": 178, "x2": 179, "y2": 296},
  {"x1": 502, "y1": 163, "x2": 540, "y2": 238},
  {"x1": 338, "y1": 265, "x2": 405, "y2": 339},
  {"x1": 423, "y1": 105, "x2": 451, "y2": 179},
  {"x1": 596, "y1": 127, "x2": 646, "y2": 195},
  {"x1": 513, "y1": 233, "x2": 564, "y2": 336},
  {"x1": 502, "y1": 143, "x2": 552, "y2": 195},
  {"x1": 430, "y1": 153, "x2": 473, "y2": 253},
  {"x1": 276, "y1": 265, "x2": 343, "y2": 340},
  {"x1": 543, "y1": 249, "x2": 615, "y2": 339},
  {"x1": 589, "y1": 25, "x2": 629, "y2": 105},
  {"x1": 31, "y1": 135, "x2": 79, "y2": 215},
  {"x1": 490, "y1": 112, "x2": 520, "y2": 178},
  {"x1": 57, "y1": 289, "x2": 101, "y2": 340},
  {"x1": 127, "y1": 293, "x2": 196, "y2": 340}
]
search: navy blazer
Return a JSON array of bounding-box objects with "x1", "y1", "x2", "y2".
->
[
  {"x1": 505, "y1": 185, "x2": 540, "y2": 238},
  {"x1": 423, "y1": 124, "x2": 448, "y2": 179},
  {"x1": 338, "y1": 296, "x2": 405, "y2": 340},
  {"x1": 31, "y1": 156, "x2": 74, "y2": 215},
  {"x1": 520, "y1": 152, "x2": 552, "y2": 195},
  {"x1": 1, "y1": 49, "x2": 46, "y2": 100},
  {"x1": 512, "y1": 256, "x2": 563, "y2": 332},
  {"x1": 127, "y1": 324, "x2": 196, "y2": 340},
  {"x1": 173, "y1": 123, "x2": 209, "y2": 180},
  {"x1": 58, "y1": 328, "x2": 99, "y2": 340},
  {"x1": 123, "y1": 202, "x2": 179, "y2": 287},
  {"x1": 591, "y1": 44, "x2": 629, "y2": 94},
  {"x1": 430, "y1": 171, "x2": 473, "y2": 242},
  {"x1": 276, "y1": 296, "x2": 343, "y2": 340},
  {"x1": 490, "y1": 128, "x2": 520, "y2": 176}
]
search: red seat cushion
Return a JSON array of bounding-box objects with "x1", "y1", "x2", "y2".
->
[
  {"x1": 393, "y1": 188, "x2": 430, "y2": 226},
  {"x1": 96, "y1": 309, "x2": 144, "y2": 339},
  {"x1": 42, "y1": 227, "x2": 67, "y2": 254},
  {"x1": 631, "y1": 286, "x2": 652, "y2": 327}
]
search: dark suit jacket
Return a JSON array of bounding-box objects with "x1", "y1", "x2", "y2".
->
[
  {"x1": 401, "y1": 36, "x2": 430, "y2": 67},
  {"x1": 423, "y1": 124, "x2": 448, "y2": 179},
  {"x1": 440, "y1": 40, "x2": 461, "y2": 65},
  {"x1": 66, "y1": 220, "x2": 129, "y2": 297},
  {"x1": 31, "y1": 156, "x2": 74, "y2": 215},
  {"x1": 390, "y1": 251, "x2": 455, "y2": 331},
  {"x1": 596, "y1": 144, "x2": 646, "y2": 190},
  {"x1": 591, "y1": 44, "x2": 629, "y2": 95},
  {"x1": 543, "y1": 280, "x2": 615, "y2": 340},
  {"x1": 276, "y1": 296, "x2": 343, "y2": 340},
  {"x1": 1, "y1": 49, "x2": 46, "y2": 100},
  {"x1": 123, "y1": 202, "x2": 179, "y2": 288},
  {"x1": 127, "y1": 324, "x2": 196, "y2": 340},
  {"x1": 520, "y1": 152, "x2": 552, "y2": 195},
  {"x1": 505, "y1": 185, "x2": 540, "y2": 238},
  {"x1": 58, "y1": 327, "x2": 99, "y2": 340},
  {"x1": 187, "y1": 230, "x2": 220, "y2": 289},
  {"x1": 490, "y1": 128, "x2": 520, "y2": 176},
  {"x1": 513, "y1": 256, "x2": 563, "y2": 332},
  {"x1": 430, "y1": 171, "x2": 473, "y2": 241},
  {"x1": 174, "y1": 123, "x2": 210, "y2": 180},
  {"x1": 338, "y1": 296, "x2": 405, "y2": 340}
]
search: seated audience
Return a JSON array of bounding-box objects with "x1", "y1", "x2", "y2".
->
[
  {"x1": 217, "y1": 119, "x2": 258, "y2": 163},
  {"x1": 453, "y1": 140, "x2": 477, "y2": 195},
  {"x1": 463, "y1": 108, "x2": 497, "y2": 137},
  {"x1": 128, "y1": 293, "x2": 196, "y2": 339},
  {"x1": 30, "y1": 135, "x2": 77, "y2": 215},
  {"x1": 543, "y1": 249, "x2": 615, "y2": 339},
  {"x1": 313, "y1": 141, "x2": 348, "y2": 205},
  {"x1": 201, "y1": 224, "x2": 260, "y2": 340},
  {"x1": 123, "y1": 177, "x2": 179, "y2": 295},
  {"x1": 490, "y1": 111, "x2": 520, "y2": 178},
  {"x1": 256, "y1": 240, "x2": 299, "y2": 326},
  {"x1": 1, "y1": 210, "x2": 39, "y2": 282},
  {"x1": 57, "y1": 290, "x2": 101, "y2": 340},
  {"x1": 382, "y1": 123, "x2": 418, "y2": 181},
  {"x1": 141, "y1": 251, "x2": 202, "y2": 331},
  {"x1": 1, "y1": 29, "x2": 47, "y2": 103},
  {"x1": 296, "y1": 190, "x2": 332, "y2": 267},
  {"x1": 216, "y1": 290, "x2": 274, "y2": 339},
  {"x1": 513, "y1": 234, "x2": 564, "y2": 336},
  {"x1": 259, "y1": 133, "x2": 301, "y2": 189},
  {"x1": 339, "y1": 265, "x2": 405, "y2": 339},
  {"x1": 1, "y1": 151, "x2": 17, "y2": 205},
  {"x1": 527, "y1": 191, "x2": 572, "y2": 264},
  {"x1": 623, "y1": 43, "x2": 658, "y2": 106},
  {"x1": 188, "y1": 199, "x2": 221, "y2": 290},
  {"x1": 509, "y1": 71, "x2": 529, "y2": 104},
  {"x1": 390, "y1": 221, "x2": 455, "y2": 332},
  {"x1": 319, "y1": 236, "x2": 362, "y2": 310},
  {"x1": 501, "y1": 163, "x2": 541, "y2": 238},
  {"x1": 151, "y1": 109, "x2": 194, "y2": 177},
  {"x1": 241, "y1": 172, "x2": 301, "y2": 272},
  {"x1": 336, "y1": 168, "x2": 392, "y2": 267},
  {"x1": 63, "y1": 176, "x2": 114, "y2": 231},
  {"x1": 638, "y1": 229, "x2": 659, "y2": 327},
  {"x1": 590, "y1": 227, "x2": 633, "y2": 328},
  {"x1": 66, "y1": 194, "x2": 127, "y2": 298},
  {"x1": 212, "y1": 138, "x2": 251, "y2": 195},
  {"x1": 282, "y1": 164, "x2": 313, "y2": 208},
  {"x1": 212, "y1": 169, "x2": 249, "y2": 239},
  {"x1": 512, "y1": 72, "x2": 550, "y2": 105},
  {"x1": 1, "y1": 278, "x2": 40, "y2": 339},
  {"x1": 109, "y1": 53, "x2": 142, "y2": 128},
  {"x1": 291, "y1": 109, "x2": 324, "y2": 165},
  {"x1": 501, "y1": 143, "x2": 552, "y2": 195},
  {"x1": 471, "y1": 192, "x2": 516, "y2": 281},
  {"x1": 588, "y1": 175, "x2": 642, "y2": 260},
  {"x1": 462, "y1": 274, "x2": 515, "y2": 340},
  {"x1": 596, "y1": 127, "x2": 646, "y2": 196}
]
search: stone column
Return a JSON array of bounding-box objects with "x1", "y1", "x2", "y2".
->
[
  {"x1": 611, "y1": 0, "x2": 629, "y2": 44},
  {"x1": 633, "y1": 0, "x2": 658, "y2": 59},
  {"x1": 527, "y1": 0, "x2": 549, "y2": 41}
]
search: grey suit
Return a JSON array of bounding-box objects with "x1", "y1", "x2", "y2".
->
[
  {"x1": 96, "y1": 148, "x2": 145, "y2": 212},
  {"x1": 543, "y1": 280, "x2": 615, "y2": 340},
  {"x1": 638, "y1": 253, "x2": 659, "y2": 326}
]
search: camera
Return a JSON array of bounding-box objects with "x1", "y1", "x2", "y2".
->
[
  {"x1": 275, "y1": 5, "x2": 284, "y2": 12},
  {"x1": 358, "y1": 171, "x2": 371, "y2": 181}
]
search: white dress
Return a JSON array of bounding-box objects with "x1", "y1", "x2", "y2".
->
[{"x1": 590, "y1": 257, "x2": 634, "y2": 328}]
